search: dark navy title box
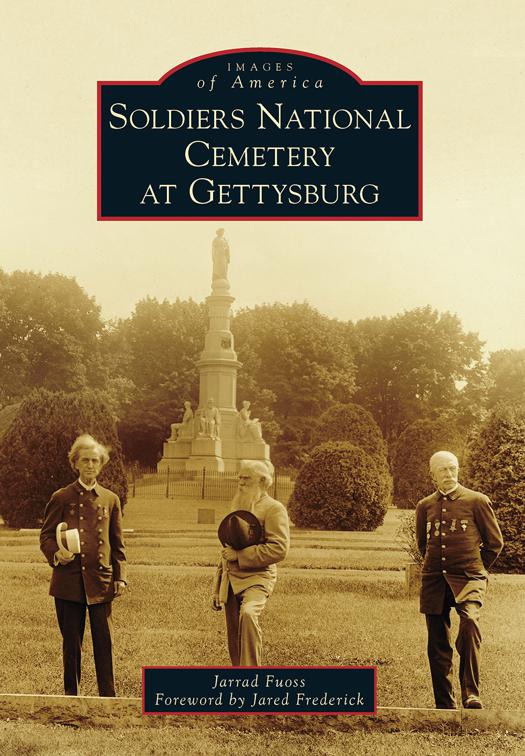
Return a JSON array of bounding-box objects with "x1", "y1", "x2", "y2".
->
[
  {"x1": 142, "y1": 666, "x2": 376, "y2": 715},
  {"x1": 98, "y1": 48, "x2": 422, "y2": 220}
]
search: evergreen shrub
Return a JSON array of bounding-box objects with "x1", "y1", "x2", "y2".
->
[
  {"x1": 392, "y1": 418, "x2": 463, "y2": 509},
  {"x1": 288, "y1": 441, "x2": 387, "y2": 531},
  {"x1": 464, "y1": 403, "x2": 525, "y2": 573},
  {"x1": 312, "y1": 402, "x2": 392, "y2": 505},
  {"x1": 0, "y1": 389, "x2": 127, "y2": 528}
]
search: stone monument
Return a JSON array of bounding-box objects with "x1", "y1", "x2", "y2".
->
[{"x1": 158, "y1": 230, "x2": 271, "y2": 472}]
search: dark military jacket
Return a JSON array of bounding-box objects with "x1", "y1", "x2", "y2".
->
[
  {"x1": 415, "y1": 484, "x2": 503, "y2": 614},
  {"x1": 40, "y1": 481, "x2": 127, "y2": 605}
]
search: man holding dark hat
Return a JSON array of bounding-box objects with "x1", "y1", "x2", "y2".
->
[
  {"x1": 40, "y1": 434, "x2": 127, "y2": 696},
  {"x1": 212, "y1": 460, "x2": 290, "y2": 666}
]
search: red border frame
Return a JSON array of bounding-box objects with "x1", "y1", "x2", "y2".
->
[
  {"x1": 141, "y1": 665, "x2": 378, "y2": 716},
  {"x1": 98, "y1": 48, "x2": 422, "y2": 222}
]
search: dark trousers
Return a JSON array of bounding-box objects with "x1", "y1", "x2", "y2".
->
[
  {"x1": 55, "y1": 598, "x2": 115, "y2": 696},
  {"x1": 425, "y1": 583, "x2": 482, "y2": 708},
  {"x1": 224, "y1": 585, "x2": 269, "y2": 666}
]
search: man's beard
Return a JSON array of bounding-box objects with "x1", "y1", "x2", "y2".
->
[{"x1": 231, "y1": 487, "x2": 262, "y2": 510}]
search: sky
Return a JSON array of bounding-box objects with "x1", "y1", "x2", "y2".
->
[{"x1": 1, "y1": 1, "x2": 524, "y2": 354}]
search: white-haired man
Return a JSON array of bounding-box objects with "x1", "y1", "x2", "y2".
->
[
  {"x1": 212, "y1": 460, "x2": 290, "y2": 666},
  {"x1": 415, "y1": 450, "x2": 503, "y2": 710},
  {"x1": 40, "y1": 434, "x2": 127, "y2": 696}
]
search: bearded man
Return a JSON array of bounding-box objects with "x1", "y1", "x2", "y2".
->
[{"x1": 212, "y1": 460, "x2": 290, "y2": 666}]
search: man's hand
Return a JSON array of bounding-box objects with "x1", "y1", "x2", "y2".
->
[
  {"x1": 222, "y1": 545, "x2": 239, "y2": 562},
  {"x1": 114, "y1": 580, "x2": 126, "y2": 597},
  {"x1": 54, "y1": 550, "x2": 75, "y2": 566},
  {"x1": 211, "y1": 593, "x2": 222, "y2": 611}
]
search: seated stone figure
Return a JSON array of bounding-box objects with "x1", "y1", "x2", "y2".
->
[
  {"x1": 235, "y1": 400, "x2": 263, "y2": 442},
  {"x1": 198, "y1": 398, "x2": 221, "y2": 440},
  {"x1": 179, "y1": 401, "x2": 194, "y2": 438},
  {"x1": 169, "y1": 401, "x2": 194, "y2": 441}
]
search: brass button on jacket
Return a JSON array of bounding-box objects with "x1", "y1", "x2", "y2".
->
[
  {"x1": 416, "y1": 484, "x2": 503, "y2": 614},
  {"x1": 40, "y1": 480, "x2": 127, "y2": 605}
]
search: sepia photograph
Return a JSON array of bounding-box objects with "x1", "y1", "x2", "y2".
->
[{"x1": 1, "y1": 1, "x2": 524, "y2": 754}]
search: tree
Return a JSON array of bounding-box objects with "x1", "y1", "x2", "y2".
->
[
  {"x1": 0, "y1": 270, "x2": 106, "y2": 405},
  {"x1": 234, "y1": 302, "x2": 355, "y2": 418},
  {"x1": 108, "y1": 299, "x2": 356, "y2": 465},
  {"x1": 0, "y1": 403, "x2": 20, "y2": 439},
  {"x1": 109, "y1": 298, "x2": 207, "y2": 464},
  {"x1": 118, "y1": 395, "x2": 178, "y2": 466},
  {"x1": 487, "y1": 350, "x2": 525, "y2": 409},
  {"x1": 350, "y1": 307, "x2": 484, "y2": 448},
  {"x1": 0, "y1": 389, "x2": 127, "y2": 528},
  {"x1": 312, "y1": 402, "x2": 387, "y2": 459},
  {"x1": 233, "y1": 303, "x2": 356, "y2": 463},
  {"x1": 288, "y1": 441, "x2": 388, "y2": 531},
  {"x1": 392, "y1": 418, "x2": 464, "y2": 509},
  {"x1": 120, "y1": 297, "x2": 207, "y2": 396},
  {"x1": 464, "y1": 403, "x2": 525, "y2": 572},
  {"x1": 312, "y1": 402, "x2": 392, "y2": 504},
  {"x1": 452, "y1": 359, "x2": 490, "y2": 436}
]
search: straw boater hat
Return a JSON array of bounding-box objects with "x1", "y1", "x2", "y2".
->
[
  {"x1": 218, "y1": 510, "x2": 263, "y2": 550},
  {"x1": 55, "y1": 522, "x2": 81, "y2": 558}
]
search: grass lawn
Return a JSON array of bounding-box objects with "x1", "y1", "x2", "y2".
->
[
  {"x1": 0, "y1": 721, "x2": 524, "y2": 756},
  {"x1": 0, "y1": 558, "x2": 522, "y2": 709},
  {"x1": 2, "y1": 503, "x2": 408, "y2": 570},
  {"x1": 0, "y1": 499, "x2": 524, "y2": 753}
]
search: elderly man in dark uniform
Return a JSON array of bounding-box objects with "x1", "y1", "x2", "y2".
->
[
  {"x1": 40, "y1": 434, "x2": 127, "y2": 696},
  {"x1": 212, "y1": 460, "x2": 290, "y2": 666},
  {"x1": 416, "y1": 450, "x2": 503, "y2": 710}
]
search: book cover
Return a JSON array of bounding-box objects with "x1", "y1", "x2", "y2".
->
[{"x1": 1, "y1": 0, "x2": 523, "y2": 751}]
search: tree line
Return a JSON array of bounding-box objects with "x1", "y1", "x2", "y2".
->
[
  {"x1": 1, "y1": 269, "x2": 523, "y2": 466},
  {"x1": 1, "y1": 269, "x2": 523, "y2": 569}
]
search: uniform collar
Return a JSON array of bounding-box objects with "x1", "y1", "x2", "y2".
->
[
  {"x1": 74, "y1": 480, "x2": 101, "y2": 496},
  {"x1": 437, "y1": 484, "x2": 462, "y2": 500}
]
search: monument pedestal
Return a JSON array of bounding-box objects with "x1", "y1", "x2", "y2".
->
[
  {"x1": 219, "y1": 439, "x2": 271, "y2": 470},
  {"x1": 157, "y1": 437, "x2": 192, "y2": 472},
  {"x1": 234, "y1": 440, "x2": 271, "y2": 461},
  {"x1": 185, "y1": 437, "x2": 225, "y2": 472}
]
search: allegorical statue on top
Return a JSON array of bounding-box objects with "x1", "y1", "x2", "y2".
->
[{"x1": 212, "y1": 228, "x2": 230, "y2": 287}]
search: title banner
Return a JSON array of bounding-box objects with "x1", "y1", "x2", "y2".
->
[
  {"x1": 143, "y1": 666, "x2": 376, "y2": 715},
  {"x1": 98, "y1": 48, "x2": 422, "y2": 220}
]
